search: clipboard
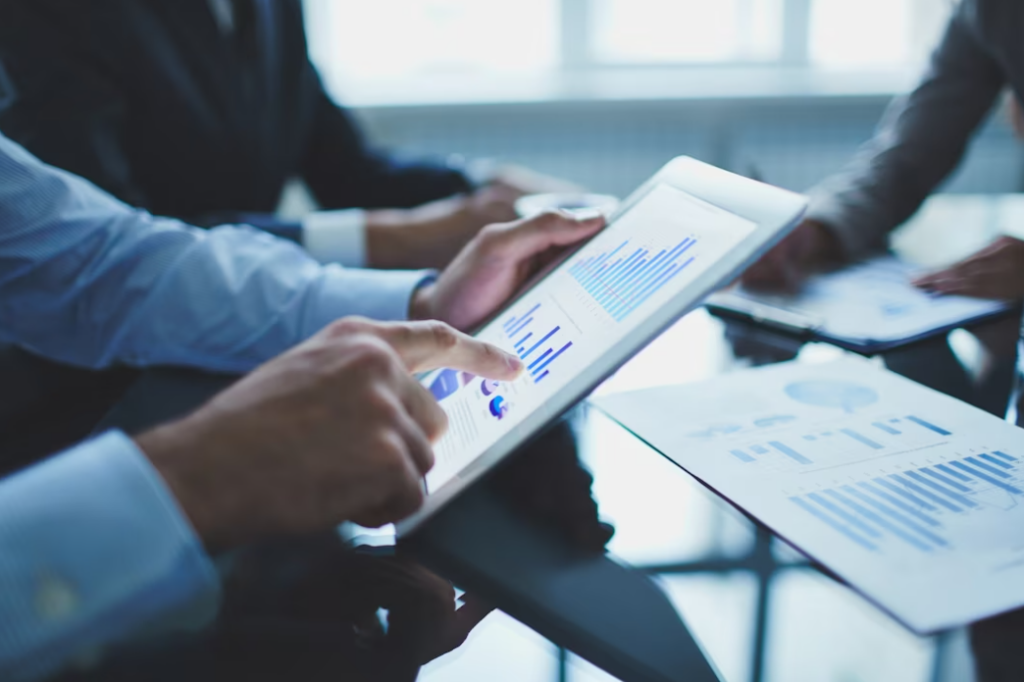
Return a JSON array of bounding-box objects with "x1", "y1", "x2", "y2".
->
[{"x1": 705, "y1": 256, "x2": 1015, "y2": 354}]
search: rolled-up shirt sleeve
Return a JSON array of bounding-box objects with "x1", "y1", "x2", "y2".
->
[
  {"x1": 0, "y1": 132, "x2": 433, "y2": 373},
  {"x1": 0, "y1": 431, "x2": 220, "y2": 682}
]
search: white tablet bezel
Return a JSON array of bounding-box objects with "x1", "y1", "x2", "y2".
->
[{"x1": 397, "y1": 156, "x2": 808, "y2": 536}]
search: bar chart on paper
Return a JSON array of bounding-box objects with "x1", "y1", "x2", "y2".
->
[
  {"x1": 592, "y1": 358, "x2": 1024, "y2": 631},
  {"x1": 790, "y1": 450, "x2": 1023, "y2": 554},
  {"x1": 501, "y1": 302, "x2": 575, "y2": 384},
  {"x1": 726, "y1": 414, "x2": 956, "y2": 470},
  {"x1": 568, "y1": 237, "x2": 698, "y2": 321}
]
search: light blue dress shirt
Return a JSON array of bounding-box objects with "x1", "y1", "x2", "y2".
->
[{"x1": 0, "y1": 132, "x2": 433, "y2": 680}]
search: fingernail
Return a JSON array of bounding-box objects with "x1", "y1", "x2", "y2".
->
[{"x1": 507, "y1": 356, "x2": 524, "y2": 373}]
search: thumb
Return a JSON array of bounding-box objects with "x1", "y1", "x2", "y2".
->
[{"x1": 371, "y1": 321, "x2": 523, "y2": 379}]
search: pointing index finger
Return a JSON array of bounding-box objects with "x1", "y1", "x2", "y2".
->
[{"x1": 383, "y1": 321, "x2": 523, "y2": 380}]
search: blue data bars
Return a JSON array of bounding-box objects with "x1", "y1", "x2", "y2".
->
[
  {"x1": 501, "y1": 304, "x2": 574, "y2": 384},
  {"x1": 794, "y1": 452, "x2": 1022, "y2": 553},
  {"x1": 568, "y1": 239, "x2": 697, "y2": 322}
]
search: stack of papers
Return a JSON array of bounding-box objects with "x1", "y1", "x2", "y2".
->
[{"x1": 593, "y1": 358, "x2": 1024, "y2": 632}]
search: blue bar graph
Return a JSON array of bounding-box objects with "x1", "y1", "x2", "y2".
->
[
  {"x1": 791, "y1": 496, "x2": 878, "y2": 551},
  {"x1": 501, "y1": 304, "x2": 574, "y2": 384},
  {"x1": 936, "y1": 464, "x2": 971, "y2": 482},
  {"x1": 569, "y1": 238, "x2": 698, "y2": 322},
  {"x1": 503, "y1": 303, "x2": 540, "y2": 333},
  {"x1": 905, "y1": 415, "x2": 952, "y2": 436},
  {"x1": 769, "y1": 441, "x2": 812, "y2": 465},
  {"x1": 894, "y1": 473, "x2": 966, "y2": 511},
  {"x1": 950, "y1": 461, "x2": 1023, "y2": 495},
  {"x1": 919, "y1": 467, "x2": 971, "y2": 492},
  {"x1": 964, "y1": 456, "x2": 1010, "y2": 479},
  {"x1": 856, "y1": 482, "x2": 942, "y2": 528},
  {"x1": 905, "y1": 471, "x2": 977, "y2": 508},
  {"x1": 825, "y1": 490, "x2": 933, "y2": 551},
  {"x1": 507, "y1": 316, "x2": 534, "y2": 339},
  {"x1": 873, "y1": 478, "x2": 938, "y2": 512},
  {"x1": 873, "y1": 422, "x2": 901, "y2": 435},
  {"x1": 730, "y1": 449, "x2": 755, "y2": 463},
  {"x1": 842, "y1": 485, "x2": 948, "y2": 546},
  {"x1": 794, "y1": 451, "x2": 1022, "y2": 553},
  {"x1": 807, "y1": 492, "x2": 882, "y2": 539},
  {"x1": 841, "y1": 428, "x2": 884, "y2": 450},
  {"x1": 980, "y1": 454, "x2": 1013, "y2": 470}
]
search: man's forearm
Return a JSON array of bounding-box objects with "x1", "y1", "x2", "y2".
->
[{"x1": 0, "y1": 132, "x2": 432, "y2": 373}]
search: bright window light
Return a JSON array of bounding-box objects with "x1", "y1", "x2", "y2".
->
[
  {"x1": 305, "y1": 0, "x2": 559, "y2": 84},
  {"x1": 303, "y1": 0, "x2": 957, "y2": 100},
  {"x1": 810, "y1": 0, "x2": 914, "y2": 68},
  {"x1": 591, "y1": 0, "x2": 784, "y2": 64}
]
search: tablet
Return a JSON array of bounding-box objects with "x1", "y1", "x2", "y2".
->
[{"x1": 397, "y1": 157, "x2": 807, "y2": 535}]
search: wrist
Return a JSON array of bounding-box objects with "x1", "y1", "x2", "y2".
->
[
  {"x1": 362, "y1": 208, "x2": 405, "y2": 270},
  {"x1": 135, "y1": 419, "x2": 224, "y2": 551},
  {"x1": 805, "y1": 219, "x2": 845, "y2": 262},
  {"x1": 409, "y1": 281, "x2": 437, "y2": 321}
]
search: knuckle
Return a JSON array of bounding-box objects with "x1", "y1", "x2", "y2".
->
[
  {"x1": 427, "y1": 321, "x2": 459, "y2": 350},
  {"x1": 377, "y1": 436, "x2": 413, "y2": 477},
  {"x1": 348, "y1": 338, "x2": 396, "y2": 374},
  {"x1": 366, "y1": 387, "x2": 404, "y2": 422},
  {"x1": 325, "y1": 316, "x2": 371, "y2": 339},
  {"x1": 479, "y1": 222, "x2": 512, "y2": 248}
]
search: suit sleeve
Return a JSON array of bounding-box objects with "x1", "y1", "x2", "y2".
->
[
  {"x1": 300, "y1": 82, "x2": 474, "y2": 211},
  {"x1": 805, "y1": 0, "x2": 1007, "y2": 259},
  {"x1": 0, "y1": 3, "x2": 148, "y2": 209}
]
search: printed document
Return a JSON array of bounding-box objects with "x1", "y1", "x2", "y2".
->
[
  {"x1": 708, "y1": 256, "x2": 1009, "y2": 348},
  {"x1": 594, "y1": 358, "x2": 1024, "y2": 632}
]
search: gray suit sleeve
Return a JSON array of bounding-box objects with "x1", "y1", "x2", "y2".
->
[{"x1": 806, "y1": 0, "x2": 1006, "y2": 259}]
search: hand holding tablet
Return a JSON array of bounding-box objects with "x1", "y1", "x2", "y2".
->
[
  {"x1": 410, "y1": 211, "x2": 607, "y2": 331},
  {"x1": 401, "y1": 157, "x2": 808, "y2": 534}
]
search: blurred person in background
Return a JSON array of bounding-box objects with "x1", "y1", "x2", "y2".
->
[
  {"x1": 0, "y1": 0, "x2": 575, "y2": 273},
  {"x1": 743, "y1": 0, "x2": 1024, "y2": 302},
  {"x1": 0, "y1": 0, "x2": 577, "y2": 463}
]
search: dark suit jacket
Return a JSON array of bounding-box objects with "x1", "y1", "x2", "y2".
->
[
  {"x1": 0, "y1": 0, "x2": 473, "y2": 234},
  {"x1": 0, "y1": 0, "x2": 474, "y2": 468},
  {"x1": 805, "y1": 0, "x2": 1024, "y2": 258}
]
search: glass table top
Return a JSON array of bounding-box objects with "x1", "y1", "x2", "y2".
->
[{"x1": 411, "y1": 307, "x2": 1018, "y2": 682}]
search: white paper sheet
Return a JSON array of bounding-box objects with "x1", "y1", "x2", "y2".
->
[
  {"x1": 592, "y1": 358, "x2": 1024, "y2": 632},
  {"x1": 708, "y1": 256, "x2": 1009, "y2": 346}
]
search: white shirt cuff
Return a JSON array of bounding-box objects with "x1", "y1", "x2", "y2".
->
[{"x1": 302, "y1": 209, "x2": 367, "y2": 267}]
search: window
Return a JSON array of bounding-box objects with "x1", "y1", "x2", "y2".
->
[
  {"x1": 591, "y1": 0, "x2": 784, "y2": 64},
  {"x1": 809, "y1": 0, "x2": 952, "y2": 68},
  {"x1": 305, "y1": 0, "x2": 955, "y2": 93},
  {"x1": 304, "y1": 0, "x2": 559, "y2": 82}
]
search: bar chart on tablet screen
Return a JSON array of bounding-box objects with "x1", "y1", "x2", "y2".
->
[
  {"x1": 501, "y1": 301, "x2": 576, "y2": 384},
  {"x1": 568, "y1": 237, "x2": 698, "y2": 322}
]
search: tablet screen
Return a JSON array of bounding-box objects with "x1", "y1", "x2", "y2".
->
[{"x1": 422, "y1": 182, "x2": 758, "y2": 492}]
